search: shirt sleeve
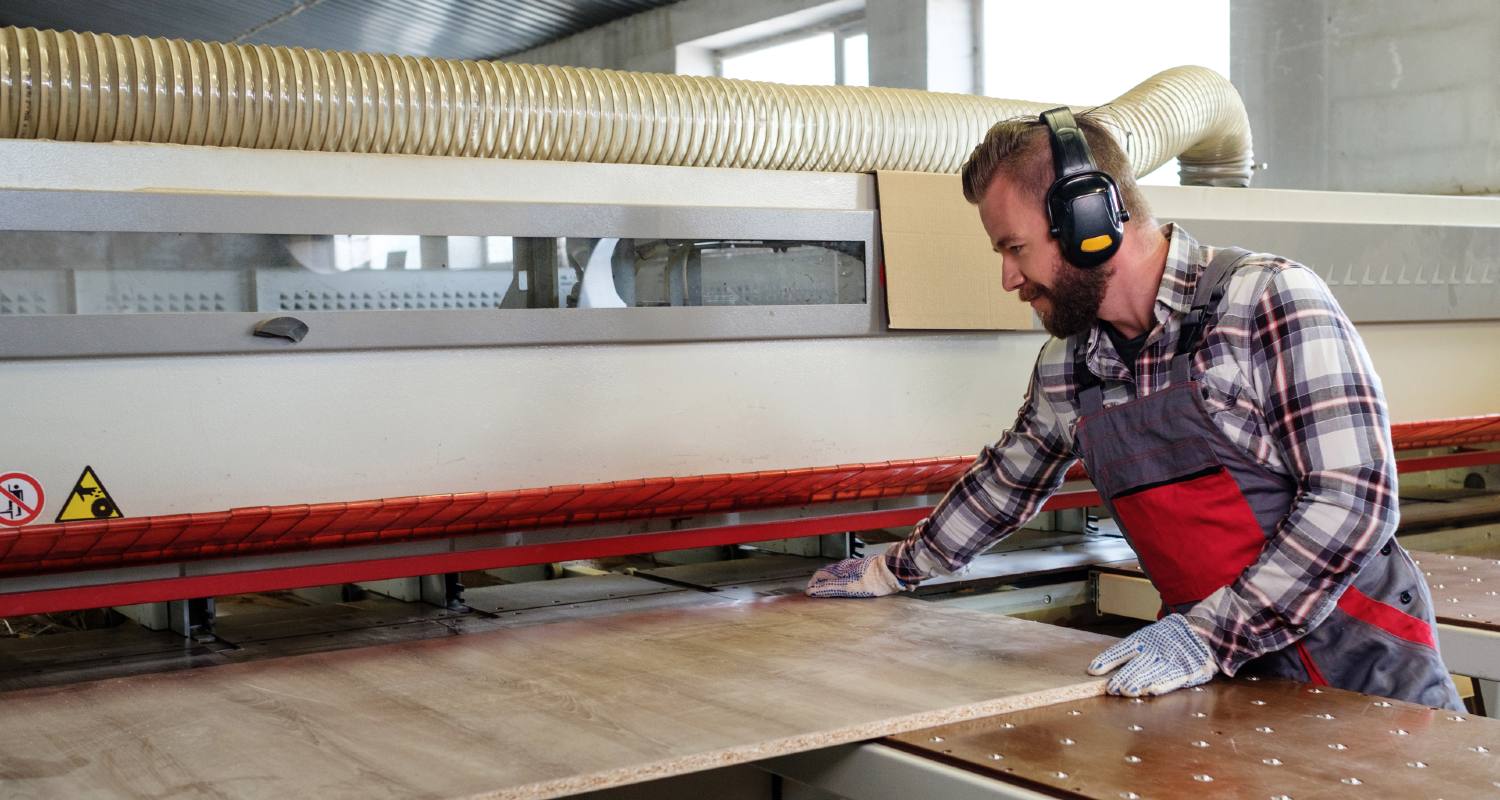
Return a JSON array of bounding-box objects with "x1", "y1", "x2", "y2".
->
[
  {"x1": 1185, "y1": 265, "x2": 1399, "y2": 674},
  {"x1": 884, "y1": 345, "x2": 1079, "y2": 585}
]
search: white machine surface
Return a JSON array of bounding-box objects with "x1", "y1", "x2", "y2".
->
[{"x1": 1, "y1": 139, "x2": 1497, "y2": 522}]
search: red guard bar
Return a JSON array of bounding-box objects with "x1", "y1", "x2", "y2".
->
[{"x1": 0, "y1": 412, "x2": 1496, "y2": 616}]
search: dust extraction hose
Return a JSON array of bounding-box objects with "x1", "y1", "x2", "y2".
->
[{"x1": 0, "y1": 26, "x2": 1252, "y2": 185}]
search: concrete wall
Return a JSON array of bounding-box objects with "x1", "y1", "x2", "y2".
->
[
  {"x1": 517, "y1": 0, "x2": 1495, "y2": 196},
  {"x1": 1232, "y1": 0, "x2": 1500, "y2": 195}
]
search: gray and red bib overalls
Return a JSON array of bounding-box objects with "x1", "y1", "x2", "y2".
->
[{"x1": 1074, "y1": 248, "x2": 1461, "y2": 711}]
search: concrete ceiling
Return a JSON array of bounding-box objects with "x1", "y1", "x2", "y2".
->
[{"x1": 0, "y1": 0, "x2": 679, "y2": 60}]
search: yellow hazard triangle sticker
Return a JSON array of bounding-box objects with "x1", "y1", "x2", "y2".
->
[{"x1": 56, "y1": 465, "x2": 124, "y2": 522}]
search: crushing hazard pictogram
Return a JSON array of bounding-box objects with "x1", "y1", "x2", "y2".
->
[
  {"x1": 56, "y1": 465, "x2": 124, "y2": 523},
  {"x1": 0, "y1": 472, "x2": 45, "y2": 527}
]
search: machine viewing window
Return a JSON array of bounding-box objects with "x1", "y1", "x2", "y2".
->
[{"x1": 0, "y1": 232, "x2": 867, "y2": 315}]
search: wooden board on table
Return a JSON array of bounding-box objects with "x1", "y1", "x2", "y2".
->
[{"x1": 0, "y1": 595, "x2": 1113, "y2": 800}]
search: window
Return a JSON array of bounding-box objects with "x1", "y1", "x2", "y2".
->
[
  {"x1": 717, "y1": 20, "x2": 868, "y2": 87},
  {"x1": 981, "y1": 0, "x2": 1231, "y2": 185},
  {"x1": 0, "y1": 231, "x2": 865, "y2": 315},
  {"x1": 841, "y1": 31, "x2": 868, "y2": 87}
]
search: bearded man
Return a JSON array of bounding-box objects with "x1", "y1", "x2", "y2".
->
[{"x1": 806, "y1": 108, "x2": 1460, "y2": 711}]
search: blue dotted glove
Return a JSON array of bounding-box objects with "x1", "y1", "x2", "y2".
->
[
  {"x1": 1087, "y1": 613, "x2": 1218, "y2": 697},
  {"x1": 805, "y1": 554, "x2": 906, "y2": 598}
]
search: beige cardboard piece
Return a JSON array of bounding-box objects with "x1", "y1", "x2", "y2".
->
[{"x1": 877, "y1": 170, "x2": 1036, "y2": 330}]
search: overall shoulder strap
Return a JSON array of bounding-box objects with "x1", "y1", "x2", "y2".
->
[
  {"x1": 1170, "y1": 247, "x2": 1253, "y2": 383},
  {"x1": 1074, "y1": 336, "x2": 1106, "y2": 416}
]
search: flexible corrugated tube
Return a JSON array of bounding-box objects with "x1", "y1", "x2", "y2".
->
[{"x1": 0, "y1": 26, "x2": 1253, "y2": 185}]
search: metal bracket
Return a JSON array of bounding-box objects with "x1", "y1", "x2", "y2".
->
[{"x1": 761, "y1": 742, "x2": 1057, "y2": 800}]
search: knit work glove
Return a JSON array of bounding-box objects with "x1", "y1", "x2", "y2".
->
[
  {"x1": 805, "y1": 554, "x2": 906, "y2": 598},
  {"x1": 1087, "y1": 613, "x2": 1218, "y2": 697}
]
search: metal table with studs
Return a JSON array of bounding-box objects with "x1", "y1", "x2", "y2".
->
[
  {"x1": 1412, "y1": 550, "x2": 1500, "y2": 713},
  {"x1": 763, "y1": 680, "x2": 1500, "y2": 799},
  {"x1": 1090, "y1": 551, "x2": 1500, "y2": 712}
]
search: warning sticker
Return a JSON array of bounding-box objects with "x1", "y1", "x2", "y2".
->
[
  {"x1": 56, "y1": 466, "x2": 124, "y2": 523},
  {"x1": 0, "y1": 472, "x2": 45, "y2": 527}
]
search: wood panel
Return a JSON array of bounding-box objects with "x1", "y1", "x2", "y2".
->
[
  {"x1": 889, "y1": 679, "x2": 1500, "y2": 799},
  {"x1": 0, "y1": 596, "x2": 1113, "y2": 799}
]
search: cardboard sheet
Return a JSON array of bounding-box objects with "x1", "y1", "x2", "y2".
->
[{"x1": 877, "y1": 170, "x2": 1036, "y2": 331}]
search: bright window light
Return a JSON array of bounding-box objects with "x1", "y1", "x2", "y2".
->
[
  {"x1": 485, "y1": 235, "x2": 514, "y2": 266},
  {"x1": 722, "y1": 32, "x2": 836, "y2": 85},
  {"x1": 982, "y1": 0, "x2": 1230, "y2": 185},
  {"x1": 843, "y1": 33, "x2": 869, "y2": 87},
  {"x1": 358, "y1": 234, "x2": 420, "y2": 270}
]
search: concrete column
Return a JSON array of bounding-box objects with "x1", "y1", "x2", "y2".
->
[
  {"x1": 515, "y1": 238, "x2": 560, "y2": 308},
  {"x1": 867, "y1": 0, "x2": 977, "y2": 92},
  {"x1": 418, "y1": 236, "x2": 449, "y2": 269}
]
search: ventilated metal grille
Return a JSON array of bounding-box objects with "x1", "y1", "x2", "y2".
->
[
  {"x1": 257, "y1": 271, "x2": 510, "y2": 311},
  {"x1": 0, "y1": 271, "x2": 68, "y2": 314},
  {"x1": 75, "y1": 271, "x2": 247, "y2": 314}
]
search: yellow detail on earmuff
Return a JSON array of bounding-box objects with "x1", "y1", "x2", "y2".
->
[{"x1": 1080, "y1": 234, "x2": 1114, "y2": 253}]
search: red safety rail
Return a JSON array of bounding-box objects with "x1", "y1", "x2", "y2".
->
[
  {"x1": 0, "y1": 457, "x2": 971, "y2": 579},
  {"x1": 1057, "y1": 415, "x2": 1500, "y2": 482},
  {"x1": 1, "y1": 415, "x2": 1496, "y2": 585},
  {"x1": 1389, "y1": 414, "x2": 1500, "y2": 449}
]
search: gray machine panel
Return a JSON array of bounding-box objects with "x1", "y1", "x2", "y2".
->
[
  {"x1": 0, "y1": 190, "x2": 883, "y2": 358},
  {"x1": 1178, "y1": 218, "x2": 1500, "y2": 323}
]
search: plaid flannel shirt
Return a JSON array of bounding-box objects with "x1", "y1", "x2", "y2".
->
[{"x1": 885, "y1": 224, "x2": 1399, "y2": 675}]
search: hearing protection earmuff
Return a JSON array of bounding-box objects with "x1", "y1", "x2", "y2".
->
[{"x1": 1040, "y1": 107, "x2": 1129, "y2": 269}]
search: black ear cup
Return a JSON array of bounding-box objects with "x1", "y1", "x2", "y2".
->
[{"x1": 1040, "y1": 108, "x2": 1128, "y2": 269}]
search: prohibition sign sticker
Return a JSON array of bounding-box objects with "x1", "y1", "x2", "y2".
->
[{"x1": 0, "y1": 472, "x2": 44, "y2": 527}]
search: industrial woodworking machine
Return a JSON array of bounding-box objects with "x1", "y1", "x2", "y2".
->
[{"x1": 1, "y1": 134, "x2": 1499, "y2": 631}]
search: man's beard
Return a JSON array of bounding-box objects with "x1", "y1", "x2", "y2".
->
[{"x1": 1021, "y1": 257, "x2": 1111, "y2": 338}]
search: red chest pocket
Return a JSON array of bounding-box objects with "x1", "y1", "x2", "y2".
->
[{"x1": 1111, "y1": 466, "x2": 1268, "y2": 606}]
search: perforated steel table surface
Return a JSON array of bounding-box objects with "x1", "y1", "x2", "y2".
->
[
  {"x1": 1414, "y1": 550, "x2": 1500, "y2": 630},
  {"x1": 881, "y1": 679, "x2": 1500, "y2": 799}
]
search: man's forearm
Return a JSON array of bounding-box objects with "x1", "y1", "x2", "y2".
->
[
  {"x1": 1187, "y1": 463, "x2": 1398, "y2": 673},
  {"x1": 884, "y1": 443, "x2": 1073, "y2": 585}
]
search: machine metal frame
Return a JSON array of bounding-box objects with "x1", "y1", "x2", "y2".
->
[{"x1": 762, "y1": 742, "x2": 1058, "y2": 800}]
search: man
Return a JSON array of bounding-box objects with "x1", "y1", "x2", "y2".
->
[{"x1": 807, "y1": 108, "x2": 1461, "y2": 710}]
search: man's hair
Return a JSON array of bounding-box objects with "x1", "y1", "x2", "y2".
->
[{"x1": 959, "y1": 110, "x2": 1150, "y2": 225}]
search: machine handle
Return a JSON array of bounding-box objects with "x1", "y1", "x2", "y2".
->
[{"x1": 253, "y1": 316, "x2": 309, "y2": 344}]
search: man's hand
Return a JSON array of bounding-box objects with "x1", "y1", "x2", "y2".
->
[
  {"x1": 805, "y1": 554, "x2": 906, "y2": 598},
  {"x1": 1087, "y1": 614, "x2": 1218, "y2": 697}
]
